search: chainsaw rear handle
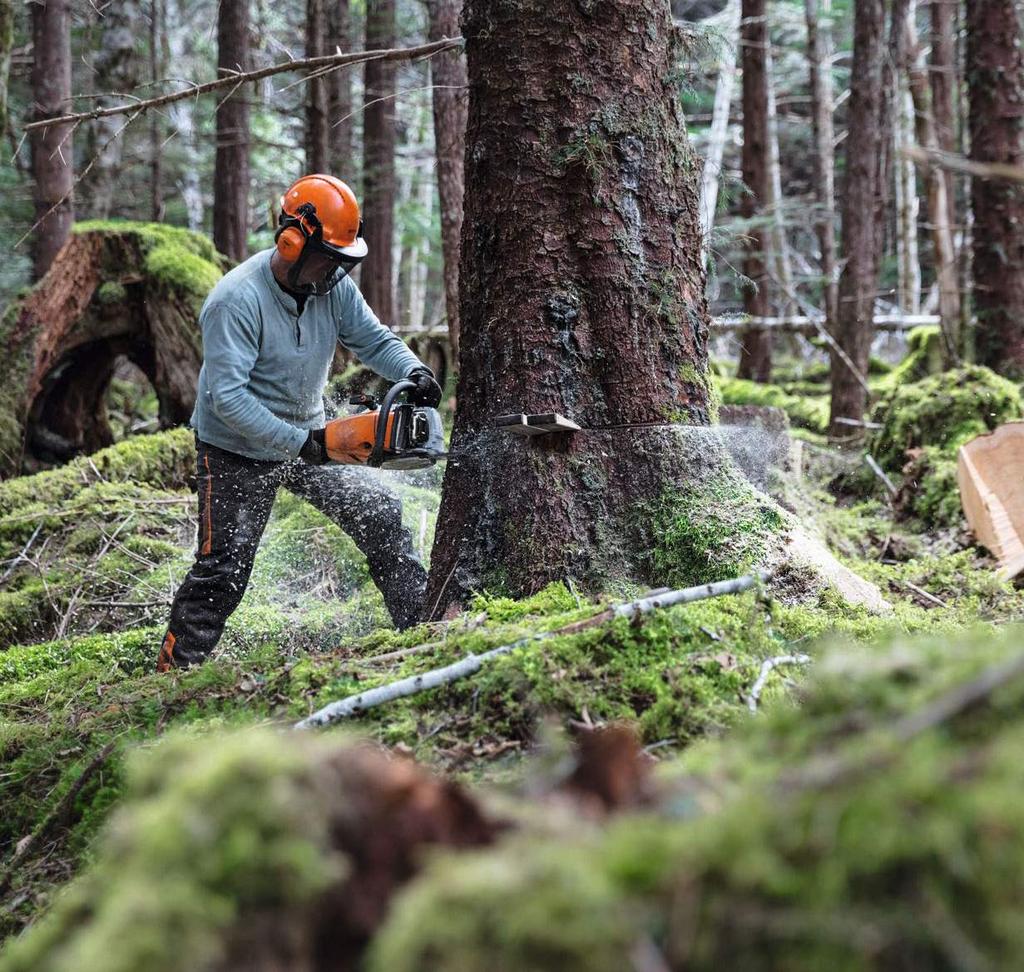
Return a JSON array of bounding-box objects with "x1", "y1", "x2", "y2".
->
[{"x1": 368, "y1": 378, "x2": 417, "y2": 468}]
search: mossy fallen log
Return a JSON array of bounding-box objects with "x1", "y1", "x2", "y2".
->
[{"x1": 0, "y1": 221, "x2": 226, "y2": 476}]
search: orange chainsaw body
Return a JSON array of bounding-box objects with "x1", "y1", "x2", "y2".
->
[{"x1": 323, "y1": 410, "x2": 394, "y2": 465}]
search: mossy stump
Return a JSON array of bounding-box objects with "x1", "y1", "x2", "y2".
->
[{"x1": 0, "y1": 221, "x2": 227, "y2": 476}]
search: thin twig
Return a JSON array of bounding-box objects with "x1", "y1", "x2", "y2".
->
[
  {"x1": 296, "y1": 572, "x2": 770, "y2": 729},
  {"x1": 0, "y1": 740, "x2": 117, "y2": 897},
  {"x1": 903, "y1": 580, "x2": 948, "y2": 609},
  {"x1": 747, "y1": 653, "x2": 812, "y2": 713},
  {"x1": 864, "y1": 454, "x2": 899, "y2": 498},
  {"x1": 0, "y1": 523, "x2": 43, "y2": 586}
]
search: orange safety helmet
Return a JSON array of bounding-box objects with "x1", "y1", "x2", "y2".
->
[{"x1": 275, "y1": 174, "x2": 369, "y2": 295}]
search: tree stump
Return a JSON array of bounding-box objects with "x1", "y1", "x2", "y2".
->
[{"x1": 0, "y1": 222, "x2": 226, "y2": 476}]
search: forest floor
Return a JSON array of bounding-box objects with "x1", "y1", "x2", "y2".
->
[{"x1": 2, "y1": 337, "x2": 1024, "y2": 968}]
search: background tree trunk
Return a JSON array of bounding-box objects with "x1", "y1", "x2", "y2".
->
[
  {"x1": 425, "y1": 0, "x2": 467, "y2": 363},
  {"x1": 306, "y1": 0, "x2": 329, "y2": 173},
  {"x1": 212, "y1": 0, "x2": 251, "y2": 263},
  {"x1": 929, "y1": 0, "x2": 957, "y2": 233},
  {"x1": 361, "y1": 0, "x2": 397, "y2": 323},
  {"x1": 30, "y1": 0, "x2": 74, "y2": 280},
  {"x1": 902, "y1": 4, "x2": 961, "y2": 360},
  {"x1": 805, "y1": 0, "x2": 838, "y2": 328},
  {"x1": 894, "y1": 79, "x2": 921, "y2": 313},
  {"x1": 737, "y1": 0, "x2": 772, "y2": 382},
  {"x1": 425, "y1": 0, "x2": 713, "y2": 617},
  {"x1": 0, "y1": 0, "x2": 14, "y2": 132},
  {"x1": 967, "y1": 0, "x2": 1024, "y2": 376},
  {"x1": 81, "y1": 0, "x2": 140, "y2": 218},
  {"x1": 700, "y1": 0, "x2": 741, "y2": 262},
  {"x1": 326, "y1": 0, "x2": 354, "y2": 171},
  {"x1": 149, "y1": 0, "x2": 165, "y2": 221},
  {"x1": 828, "y1": 0, "x2": 893, "y2": 436},
  {"x1": 167, "y1": 0, "x2": 204, "y2": 231}
]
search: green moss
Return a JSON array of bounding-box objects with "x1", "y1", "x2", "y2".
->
[
  {"x1": 95, "y1": 281, "x2": 127, "y2": 304},
  {"x1": 639, "y1": 467, "x2": 786, "y2": 586},
  {"x1": 877, "y1": 325, "x2": 944, "y2": 390},
  {"x1": 372, "y1": 626, "x2": 1024, "y2": 971},
  {"x1": 144, "y1": 244, "x2": 222, "y2": 297},
  {"x1": 870, "y1": 366, "x2": 1022, "y2": 473},
  {"x1": 868, "y1": 366, "x2": 1022, "y2": 526},
  {"x1": 0, "y1": 729, "x2": 345, "y2": 972},
  {"x1": 716, "y1": 376, "x2": 829, "y2": 434},
  {"x1": 367, "y1": 838, "x2": 638, "y2": 972}
]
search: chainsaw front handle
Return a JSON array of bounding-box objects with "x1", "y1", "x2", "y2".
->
[{"x1": 368, "y1": 378, "x2": 417, "y2": 468}]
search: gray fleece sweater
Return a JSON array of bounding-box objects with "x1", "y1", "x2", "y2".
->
[{"x1": 190, "y1": 248, "x2": 423, "y2": 461}]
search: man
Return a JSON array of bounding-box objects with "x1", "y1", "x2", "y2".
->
[{"x1": 156, "y1": 174, "x2": 442, "y2": 672}]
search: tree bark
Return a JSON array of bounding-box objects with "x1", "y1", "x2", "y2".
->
[
  {"x1": 306, "y1": 0, "x2": 329, "y2": 172},
  {"x1": 29, "y1": 0, "x2": 74, "y2": 281},
  {"x1": 361, "y1": 0, "x2": 397, "y2": 323},
  {"x1": 901, "y1": 4, "x2": 961, "y2": 361},
  {"x1": 804, "y1": 0, "x2": 838, "y2": 328},
  {"x1": 424, "y1": 0, "x2": 713, "y2": 617},
  {"x1": 737, "y1": 0, "x2": 772, "y2": 382},
  {"x1": 967, "y1": 0, "x2": 1024, "y2": 376},
  {"x1": 326, "y1": 0, "x2": 354, "y2": 170},
  {"x1": 765, "y1": 37, "x2": 795, "y2": 318},
  {"x1": 425, "y1": 0, "x2": 467, "y2": 362},
  {"x1": 82, "y1": 0, "x2": 140, "y2": 218},
  {"x1": 828, "y1": 0, "x2": 894, "y2": 436},
  {"x1": 213, "y1": 0, "x2": 251, "y2": 263}
]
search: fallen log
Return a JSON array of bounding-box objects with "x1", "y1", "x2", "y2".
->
[{"x1": 295, "y1": 572, "x2": 769, "y2": 729}]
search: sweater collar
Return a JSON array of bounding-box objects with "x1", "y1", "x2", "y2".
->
[{"x1": 260, "y1": 249, "x2": 301, "y2": 317}]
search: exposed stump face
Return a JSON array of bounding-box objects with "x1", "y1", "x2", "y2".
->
[{"x1": 0, "y1": 222, "x2": 226, "y2": 476}]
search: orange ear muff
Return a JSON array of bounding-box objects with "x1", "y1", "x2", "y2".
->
[{"x1": 276, "y1": 226, "x2": 306, "y2": 262}]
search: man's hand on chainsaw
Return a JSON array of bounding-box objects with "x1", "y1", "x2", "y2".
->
[
  {"x1": 299, "y1": 427, "x2": 329, "y2": 464},
  {"x1": 407, "y1": 367, "x2": 442, "y2": 408}
]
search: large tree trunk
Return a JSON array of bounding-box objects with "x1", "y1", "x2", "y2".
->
[
  {"x1": 737, "y1": 0, "x2": 772, "y2": 382},
  {"x1": 361, "y1": 0, "x2": 397, "y2": 323},
  {"x1": 828, "y1": 0, "x2": 894, "y2": 437},
  {"x1": 212, "y1": 0, "x2": 251, "y2": 263},
  {"x1": 0, "y1": 226, "x2": 225, "y2": 476},
  {"x1": 81, "y1": 0, "x2": 140, "y2": 218},
  {"x1": 967, "y1": 0, "x2": 1024, "y2": 376},
  {"x1": 326, "y1": 0, "x2": 354, "y2": 171},
  {"x1": 804, "y1": 0, "x2": 838, "y2": 328},
  {"x1": 424, "y1": 0, "x2": 713, "y2": 617},
  {"x1": 425, "y1": 0, "x2": 467, "y2": 362},
  {"x1": 901, "y1": 4, "x2": 961, "y2": 361},
  {"x1": 149, "y1": 0, "x2": 165, "y2": 221},
  {"x1": 306, "y1": 0, "x2": 329, "y2": 172},
  {"x1": 29, "y1": 0, "x2": 74, "y2": 281}
]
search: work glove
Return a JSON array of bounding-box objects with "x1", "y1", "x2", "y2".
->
[
  {"x1": 406, "y1": 367, "x2": 443, "y2": 408},
  {"x1": 299, "y1": 427, "x2": 329, "y2": 465}
]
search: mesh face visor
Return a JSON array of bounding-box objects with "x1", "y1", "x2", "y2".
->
[{"x1": 277, "y1": 205, "x2": 367, "y2": 296}]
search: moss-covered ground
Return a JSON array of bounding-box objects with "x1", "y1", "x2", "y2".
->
[{"x1": 3, "y1": 346, "x2": 1024, "y2": 963}]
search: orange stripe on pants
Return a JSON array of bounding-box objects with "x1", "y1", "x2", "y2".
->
[
  {"x1": 156, "y1": 631, "x2": 176, "y2": 672},
  {"x1": 201, "y1": 450, "x2": 212, "y2": 555}
]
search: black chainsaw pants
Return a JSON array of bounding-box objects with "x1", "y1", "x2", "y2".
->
[{"x1": 157, "y1": 436, "x2": 426, "y2": 671}]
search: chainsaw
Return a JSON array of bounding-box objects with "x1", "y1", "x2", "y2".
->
[{"x1": 323, "y1": 378, "x2": 447, "y2": 470}]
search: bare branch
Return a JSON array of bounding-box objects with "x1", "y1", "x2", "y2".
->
[{"x1": 23, "y1": 37, "x2": 463, "y2": 134}]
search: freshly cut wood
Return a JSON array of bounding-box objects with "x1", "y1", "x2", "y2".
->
[{"x1": 958, "y1": 423, "x2": 1024, "y2": 579}]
